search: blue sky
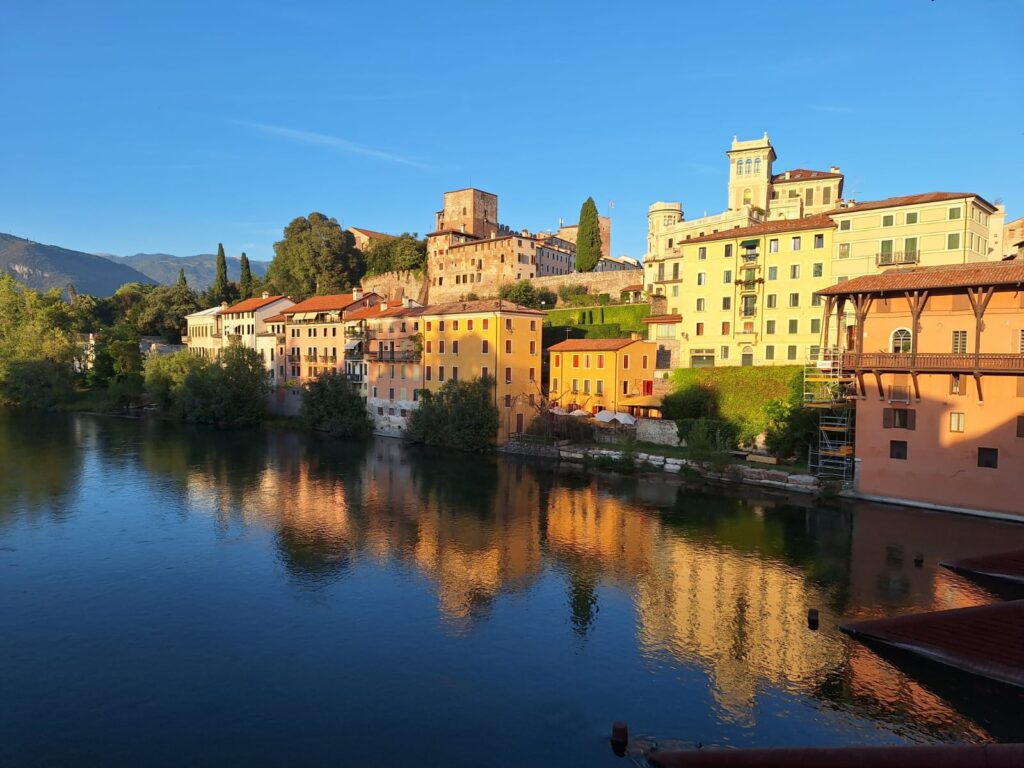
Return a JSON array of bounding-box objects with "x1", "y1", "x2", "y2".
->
[{"x1": 1, "y1": 0, "x2": 1021, "y2": 263}]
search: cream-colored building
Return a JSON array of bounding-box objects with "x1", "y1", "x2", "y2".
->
[
  {"x1": 183, "y1": 305, "x2": 225, "y2": 359},
  {"x1": 220, "y1": 293, "x2": 295, "y2": 352},
  {"x1": 644, "y1": 135, "x2": 1007, "y2": 368}
]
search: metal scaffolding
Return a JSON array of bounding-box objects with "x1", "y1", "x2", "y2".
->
[{"x1": 804, "y1": 347, "x2": 856, "y2": 483}]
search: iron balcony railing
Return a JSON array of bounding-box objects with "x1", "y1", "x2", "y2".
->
[
  {"x1": 742, "y1": 252, "x2": 759, "y2": 262},
  {"x1": 876, "y1": 251, "x2": 920, "y2": 266},
  {"x1": 844, "y1": 352, "x2": 1024, "y2": 373},
  {"x1": 366, "y1": 350, "x2": 420, "y2": 362},
  {"x1": 740, "y1": 307, "x2": 757, "y2": 318}
]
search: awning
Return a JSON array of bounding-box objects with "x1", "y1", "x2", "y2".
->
[
  {"x1": 740, "y1": 238, "x2": 760, "y2": 248},
  {"x1": 291, "y1": 311, "x2": 316, "y2": 321},
  {"x1": 619, "y1": 395, "x2": 662, "y2": 408},
  {"x1": 344, "y1": 340, "x2": 361, "y2": 350}
]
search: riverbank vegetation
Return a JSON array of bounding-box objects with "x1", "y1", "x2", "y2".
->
[
  {"x1": 407, "y1": 377, "x2": 499, "y2": 451},
  {"x1": 300, "y1": 371, "x2": 372, "y2": 437}
]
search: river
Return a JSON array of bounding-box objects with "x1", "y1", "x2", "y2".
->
[{"x1": 1, "y1": 411, "x2": 1022, "y2": 766}]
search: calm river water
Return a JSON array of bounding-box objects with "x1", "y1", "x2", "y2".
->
[{"x1": 1, "y1": 411, "x2": 1023, "y2": 766}]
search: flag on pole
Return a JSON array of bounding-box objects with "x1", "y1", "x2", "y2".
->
[{"x1": 608, "y1": 201, "x2": 615, "y2": 209}]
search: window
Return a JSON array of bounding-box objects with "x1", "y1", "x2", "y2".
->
[
  {"x1": 789, "y1": 293, "x2": 800, "y2": 308},
  {"x1": 949, "y1": 412, "x2": 965, "y2": 433},
  {"x1": 623, "y1": 354, "x2": 630, "y2": 369},
  {"x1": 482, "y1": 339, "x2": 489, "y2": 354},
  {"x1": 736, "y1": 159, "x2": 743, "y2": 175},
  {"x1": 838, "y1": 243, "x2": 851, "y2": 260},
  {"x1": 504, "y1": 394, "x2": 513, "y2": 408},
  {"x1": 505, "y1": 318, "x2": 513, "y2": 331},
  {"x1": 530, "y1": 320, "x2": 536, "y2": 331},
  {"x1": 597, "y1": 354, "x2": 604, "y2": 368},
  {"x1": 812, "y1": 262, "x2": 823, "y2": 277},
  {"x1": 672, "y1": 263, "x2": 679, "y2": 280},
  {"x1": 952, "y1": 330, "x2": 968, "y2": 354},
  {"x1": 483, "y1": 319, "x2": 489, "y2": 330},
  {"x1": 572, "y1": 355, "x2": 579, "y2": 368},
  {"x1": 696, "y1": 322, "x2": 705, "y2": 336},
  {"x1": 1018, "y1": 416, "x2": 1024, "y2": 437},
  {"x1": 768, "y1": 266, "x2": 778, "y2": 280},
  {"x1": 438, "y1": 366, "x2": 445, "y2": 381},
  {"x1": 791, "y1": 237, "x2": 801, "y2": 251},
  {"x1": 551, "y1": 377, "x2": 558, "y2": 392},
  {"x1": 439, "y1": 321, "x2": 445, "y2": 331},
  {"x1": 978, "y1": 447, "x2": 998, "y2": 469},
  {"x1": 723, "y1": 270, "x2": 732, "y2": 283},
  {"x1": 467, "y1": 319, "x2": 473, "y2": 331},
  {"x1": 839, "y1": 219, "x2": 851, "y2": 231},
  {"x1": 948, "y1": 206, "x2": 962, "y2": 220},
  {"x1": 813, "y1": 234, "x2": 824, "y2": 249},
  {"x1": 882, "y1": 214, "x2": 894, "y2": 227},
  {"x1": 425, "y1": 365, "x2": 432, "y2": 381},
  {"x1": 698, "y1": 246, "x2": 707, "y2": 260},
  {"x1": 805, "y1": 188, "x2": 814, "y2": 207},
  {"x1": 721, "y1": 345, "x2": 729, "y2": 359},
  {"x1": 696, "y1": 298, "x2": 705, "y2": 311},
  {"x1": 721, "y1": 322, "x2": 730, "y2": 335},
  {"x1": 722, "y1": 297, "x2": 731, "y2": 310},
  {"x1": 451, "y1": 366, "x2": 459, "y2": 381},
  {"x1": 724, "y1": 244, "x2": 733, "y2": 257},
  {"x1": 697, "y1": 272, "x2": 706, "y2": 286},
  {"x1": 452, "y1": 340, "x2": 459, "y2": 355},
  {"x1": 766, "y1": 294, "x2": 777, "y2": 308},
  {"x1": 788, "y1": 319, "x2": 798, "y2": 333},
  {"x1": 765, "y1": 345, "x2": 775, "y2": 360},
  {"x1": 505, "y1": 367, "x2": 512, "y2": 384},
  {"x1": 787, "y1": 345, "x2": 797, "y2": 360},
  {"x1": 505, "y1": 339, "x2": 512, "y2": 354},
  {"x1": 622, "y1": 380, "x2": 629, "y2": 395},
  {"x1": 947, "y1": 232, "x2": 961, "y2": 250},
  {"x1": 452, "y1": 320, "x2": 459, "y2": 331},
  {"x1": 823, "y1": 187, "x2": 832, "y2": 205},
  {"x1": 596, "y1": 380, "x2": 604, "y2": 395},
  {"x1": 883, "y1": 408, "x2": 916, "y2": 429},
  {"x1": 811, "y1": 318, "x2": 821, "y2": 334},
  {"x1": 754, "y1": 157, "x2": 761, "y2": 174},
  {"x1": 583, "y1": 379, "x2": 591, "y2": 394},
  {"x1": 766, "y1": 320, "x2": 776, "y2": 334},
  {"x1": 890, "y1": 440, "x2": 908, "y2": 460},
  {"x1": 790, "y1": 264, "x2": 800, "y2": 279},
  {"x1": 906, "y1": 211, "x2": 918, "y2": 224}
]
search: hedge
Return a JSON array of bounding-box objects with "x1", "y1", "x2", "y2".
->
[{"x1": 545, "y1": 304, "x2": 650, "y2": 333}]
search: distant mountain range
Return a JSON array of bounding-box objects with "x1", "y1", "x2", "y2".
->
[
  {"x1": 0, "y1": 231, "x2": 272, "y2": 297},
  {"x1": 99, "y1": 252, "x2": 269, "y2": 291},
  {"x1": 0, "y1": 232, "x2": 155, "y2": 296}
]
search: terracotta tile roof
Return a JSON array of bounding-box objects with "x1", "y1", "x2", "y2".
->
[
  {"x1": 621, "y1": 284, "x2": 643, "y2": 292},
  {"x1": 642, "y1": 313, "x2": 682, "y2": 324},
  {"x1": 264, "y1": 313, "x2": 287, "y2": 323},
  {"x1": 828, "y1": 191, "x2": 996, "y2": 214},
  {"x1": 547, "y1": 338, "x2": 641, "y2": 352},
  {"x1": 421, "y1": 299, "x2": 544, "y2": 316},
  {"x1": 426, "y1": 229, "x2": 482, "y2": 239},
  {"x1": 223, "y1": 295, "x2": 288, "y2": 314},
  {"x1": 771, "y1": 168, "x2": 843, "y2": 183},
  {"x1": 349, "y1": 227, "x2": 397, "y2": 240},
  {"x1": 817, "y1": 261, "x2": 1024, "y2": 295},
  {"x1": 282, "y1": 292, "x2": 380, "y2": 315},
  {"x1": 672, "y1": 214, "x2": 835, "y2": 246}
]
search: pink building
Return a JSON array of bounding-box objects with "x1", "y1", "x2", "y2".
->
[{"x1": 817, "y1": 262, "x2": 1024, "y2": 519}]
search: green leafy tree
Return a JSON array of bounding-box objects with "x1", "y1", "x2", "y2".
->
[
  {"x1": 498, "y1": 279, "x2": 539, "y2": 308},
  {"x1": 177, "y1": 341, "x2": 269, "y2": 426},
  {"x1": 238, "y1": 252, "x2": 253, "y2": 299},
  {"x1": 266, "y1": 213, "x2": 365, "y2": 300},
  {"x1": 574, "y1": 197, "x2": 602, "y2": 272},
  {"x1": 363, "y1": 233, "x2": 426, "y2": 275},
  {"x1": 144, "y1": 350, "x2": 210, "y2": 411},
  {"x1": 177, "y1": 268, "x2": 187, "y2": 287},
  {"x1": 0, "y1": 359, "x2": 74, "y2": 408},
  {"x1": 407, "y1": 376, "x2": 499, "y2": 451},
  {"x1": 135, "y1": 282, "x2": 201, "y2": 343},
  {"x1": 300, "y1": 371, "x2": 372, "y2": 437}
]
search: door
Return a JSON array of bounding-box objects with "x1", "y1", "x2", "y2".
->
[
  {"x1": 515, "y1": 413, "x2": 524, "y2": 434},
  {"x1": 690, "y1": 355, "x2": 715, "y2": 368},
  {"x1": 741, "y1": 346, "x2": 754, "y2": 366}
]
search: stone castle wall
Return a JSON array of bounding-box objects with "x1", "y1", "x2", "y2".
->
[
  {"x1": 361, "y1": 270, "x2": 429, "y2": 304},
  {"x1": 531, "y1": 269, "x2": 642, "y2": 301}
]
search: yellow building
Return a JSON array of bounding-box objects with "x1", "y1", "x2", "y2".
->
[
  {"x1": 183, "y1": 305, "x2": 225, "y2": 359},
  {"x1": 646, "y1": 215, "x2": 836, "y2": 368},
  {"x1": 644, "y1": 134, "x2": 1007, "y2": 368},
  {"x1": 547, "y1": 338, "x2": 657, "y2": 413},
  {"x1": 418, "y1": 299, "x2": 543, "y2": 442}
]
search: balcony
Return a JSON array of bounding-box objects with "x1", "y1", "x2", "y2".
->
[
  {"x1": 366, "y1": 350, "x2": 420, "y2": 362},
  {"x1": 736, "y1": 279, "x2": 762, "y2": 289},
  {"x1": 343, "y1": 372, "x2": 364, "y2": 384},
  {"x1": 345, "y1": 327, "x2": 368, "y2": 339},
  {"x1": 318, "y1": 355, "x2": 337, "y2": 364},
  {"x1": 876, "y1": 251, "x2": 920, "y2": 267},
  {"x1": 843, "y1": 352, "x2": 1024, "y2": 374},
  {"x1": 741, "y1": 252, "x2": 759, "y2": 263},
  {"x1": 740, "y1": 308, "x2": 757, "y2": 318},
  {"x1": 303, "y1": 355, "x2": 317, "y2": 363}
]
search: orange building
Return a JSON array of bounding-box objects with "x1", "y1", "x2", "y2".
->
[
  {"x1": 280, "y1": 290, "x2": 381, "y2": 382},
  {"x1": 546, "y1": 338, "x2": 657, "y2": 414},
  {"x1": 817, "y1": 262, "x2": 1024, "y2": 518}
]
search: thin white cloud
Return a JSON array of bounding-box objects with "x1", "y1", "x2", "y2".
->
[
  {"x1": 233, "y1": 120, "x2": 435, "y2": 170},
  {"x1": 810, "y1": 104, "x2": 857, "y2": 114}
]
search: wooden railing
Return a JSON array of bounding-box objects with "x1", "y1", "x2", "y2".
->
[
  {"x1": 844, "y1": 352, "x2": 1024, "y2": 373},
  {"x1": 875, "y1": 251, "x2": 920, "y2": 266}
]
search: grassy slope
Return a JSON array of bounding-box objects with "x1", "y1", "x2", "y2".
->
[{"x1": 671, "y1": 365, "x2": 802, "y2": 433}]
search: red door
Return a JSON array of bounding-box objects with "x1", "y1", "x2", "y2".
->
[{"x1": 516, "y1": 413, "x2": 524, "y2": 434}]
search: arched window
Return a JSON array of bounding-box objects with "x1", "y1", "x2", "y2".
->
[
  {"x1": 754, "y1": 157, "x2": 761, "y2": 174},
  {"x1": 736, "y1": 159, "x2": 743, "y2": 175},
  {"x1": 745, "y1": 158, "x2": 752, "y2": 174},
  {"x1": 891, "y1": 328, "x2": 912, "y2": 353},
  {"x1": 742, "y1": 188, "x2": 752, "y2": 206}
]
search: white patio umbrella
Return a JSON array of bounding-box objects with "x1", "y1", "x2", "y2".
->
[
  {"x1": 550, "y1": 406, "x2": 568, "y2": 416},
  {"x1": 569, "y1": 409, "x2": 591, "y2": 417},
  {"x1": 594, "y1": 410, "x2": 617, "y2": 423},
  {"x1": 611, "y1": 412, "x2": 637, "y2": 425}
]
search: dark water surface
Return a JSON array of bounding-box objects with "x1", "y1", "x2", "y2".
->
[{"x1": 2, "y1": 412, "x2": 1023, "y2": 767}]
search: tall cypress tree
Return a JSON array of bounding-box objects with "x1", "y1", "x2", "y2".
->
[
  {"x1": 177, "y1": 267, "x2": 187, "y2": 286},
  {"x1": 210, "y1": 243, "x2": 229, "y2": 303},
  {"x1": 239, "y1": 252, "x2": 253, "y2": 299},
  {"x1": 574, "y1": 197, "x2": 602, "y2": 272}
]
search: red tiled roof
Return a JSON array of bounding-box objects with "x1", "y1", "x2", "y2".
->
[
  {"x1": 771, "y1": 168, "x2": 843, "y2": 183},
  {"x1": 421, "y1": 299, "x2": 544, "y2": 316},
  {"x1": 621, "y1": 284, "x2": 644, "y2": 292},
  {"x1": 348, "y1": 227, "x2": 396, "y2": 240},
  {"x1": 547, "y1": 338, "x2": 643, "y2": 352},
  {"x1": 674, "y1": 214, "x2": 835, "y2": 246},
  {"x1": 817, "y1": 261, "x2": 1024, "y2": 295},
  {"x1": 345, "y1": 302, "x2": 423, "y2": 321},
  {"x1": 223, "y1": 295, "x2": 288, "y2": 314},
  {"x1": 643, "y1": 313, "x2": 682, "y2": 324},
  {"x1": 282, "y1": 292, "x2": 380, "y2": 314},
  {"x1": 828, "y1": 191, "x2": 996, "y2": 214},
  {"x1": 264, "y1": 313, "x2": 287, "y2": 323}
]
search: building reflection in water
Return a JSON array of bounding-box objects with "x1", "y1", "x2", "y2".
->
[{"x1": 153, "y1": 429, "x2": 1024, "y2": 741}]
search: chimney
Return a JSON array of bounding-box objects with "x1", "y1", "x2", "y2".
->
[
  {"x1": 261, "y1": 291, "x2": 269, "y2": 299},
  {"x1": 352, "y1": 287, "x2": 363, "y2": 301},
  {"x1": 220, "y1": 301, "x2": 229, "y2": 309},
  {"x1": 380, "y1": 302, "x2": 388, "y2": 311},
  {"x1": 402, "y1": 297, "x2": 412, "y2": 308},
  {"x1": 830, "y1": 166, "x2": 841, "y2": 174},
  {"x1": 784, "y1": 171, "x2": 791, "y2": 180}
]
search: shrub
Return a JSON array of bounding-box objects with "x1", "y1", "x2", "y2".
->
[
  {"x1": 0, "y1": 358, "x2": 74, "y2": 408},
  {"x1": 107, "y1": 372, "x2": 145, "y2": 408},
  {"x1": 407, "y1": 376, "x2": 499, "y2": 451},
  {"x1": 177, "y1": 343, "x2": 269, "y2": 426},
  {"x1": 557, "y1": 284, "x2": 590, "y2": 305},
  {"x1": 677, "y1": 418, "x2": 739, "y2": 454},
  {"x1": 145, "y1": 351, "x2": 210, "y2": 411},
  {"x1": 661, "y1": 384, "x2": 718, "y2": 420},
  {"x1": 301, "y1": 371, "x2": 372, "y2": 438}
]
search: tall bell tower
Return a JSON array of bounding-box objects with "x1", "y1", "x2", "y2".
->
[{"x1": 726, "y1": 133, "x2": 776, "y2": 212}]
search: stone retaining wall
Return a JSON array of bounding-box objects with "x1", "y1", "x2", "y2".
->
[{"x1": 636, "y1": 418, "x2": 681, "y2": 446}]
